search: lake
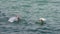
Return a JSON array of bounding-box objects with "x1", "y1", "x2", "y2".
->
[{"x1": 0, "y1": 0, "x2": 60, "y2": 34}]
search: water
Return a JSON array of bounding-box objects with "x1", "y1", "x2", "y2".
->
[{"x1": 0, "y1": 0, "x2": 60, "y2": 34}]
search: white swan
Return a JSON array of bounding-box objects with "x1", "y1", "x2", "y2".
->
[
  {"x1": 8, "y1": 16, "x2": 19, "y2": 23},
  {"x1": 39, "y1": 18, "x2": 46, "y2": 24},
  {"x1": 39, "y1": 18, "x2": 46, "y2": 21},
  {"x1": 38, "y1": 18, "x2": 46, "y2": 25}
]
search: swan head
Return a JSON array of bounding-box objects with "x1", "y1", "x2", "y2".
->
[
  {"x1": 15, "y1": 15, "x2": 20, "y2": 19},
  {"x1": 15, "y1": 15, "x2": 20, "y2": 21}
]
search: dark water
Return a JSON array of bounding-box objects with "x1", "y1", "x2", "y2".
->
[{"x1": 0, "y1": 0, "x2": 60, "y2": 34}]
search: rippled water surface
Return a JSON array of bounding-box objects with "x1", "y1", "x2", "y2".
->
[{"x1": 0, "y1": 0, "x2": 60, "y2": 34}]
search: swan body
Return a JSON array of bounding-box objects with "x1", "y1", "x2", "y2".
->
[
  {"x1": 39, "y1": 18, "x2": 46, "y2": 21},
  {"x1": 38, "y1": 18, "x2": 46, "y2": 25},
  {"x1": 8, "y1": 16, "x2": 19, "y2": 23}
]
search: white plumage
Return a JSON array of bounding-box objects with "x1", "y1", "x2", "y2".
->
[
  {"x1": 39, "y1": 18, "x2": 46, "y2": 22},
  {"x1": 8, "y1": 16, "x2": 19, "y2": 23}
]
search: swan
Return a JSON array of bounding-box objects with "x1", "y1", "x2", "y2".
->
[
  {"x1": 8, "y1": 15, "x2": 20, "y2": 23},
  {"x1": 39, "y1": 18, "x2": 46, "y2": 22},
  {"x1": 38, "y1": 18, "x2": 46, "y2": 25}
]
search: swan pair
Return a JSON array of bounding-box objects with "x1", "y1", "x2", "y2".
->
[{"x1": 8, "y1": 15, "x2": 46, "y2": 23}]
